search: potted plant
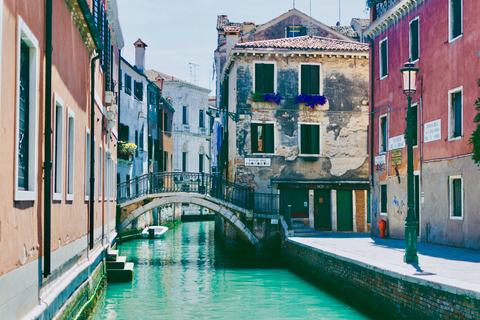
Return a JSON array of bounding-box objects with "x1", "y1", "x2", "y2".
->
[
  {"x1": 251, "y1": 92, "x2": 283, "y2": 105},
  {"x1": 294, "y1": 94, "x2": 327, "y2": 109},
  {"x1": 117, "y1": 141, "x2": 137, "y2": 160}
]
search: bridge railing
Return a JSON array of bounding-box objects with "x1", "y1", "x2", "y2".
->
[{"x1": 117, "y1": 172, "x2": 292, "y2": 229}]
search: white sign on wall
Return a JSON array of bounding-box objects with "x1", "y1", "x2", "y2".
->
[
  {"x1": 424, "y1": 119, "x2": 441, "y2": 143},
  {"x1": 245, "y1": 158, "x2": 271, "y2": 167},
  {"x1": 389, "y1": 134, "x2": 406, "y2": 150},
  {"x1": 375, "y1": 155, "x2": 386, "y2": 165}
]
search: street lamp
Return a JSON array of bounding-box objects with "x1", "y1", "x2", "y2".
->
[{"x1": 400, "y1": 61, "x2": 419, "y2": 263}]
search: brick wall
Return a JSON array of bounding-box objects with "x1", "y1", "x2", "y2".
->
[
  {"x1": 282, "y1": 240, "x2": 480, "y2": 320},
  {"x1": 355, "y1": 190, "x2": 366, "y2": 232}
]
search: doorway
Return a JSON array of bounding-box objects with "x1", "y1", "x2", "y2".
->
[
  {"x1": 314, "y1": 189, "x2": 331, "y2": 230},
  {"x1": 337, "y1": 190, "x2": 353, "y2": 231}
]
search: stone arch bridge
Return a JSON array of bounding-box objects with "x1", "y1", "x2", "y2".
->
[{"x1": 117, "y1": 172, "x2": 292, "y2": 250}]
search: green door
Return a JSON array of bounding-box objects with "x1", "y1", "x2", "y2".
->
[
  {"x1": 282, "y1": 189, "x2": 309, "y2": 218},
  {"x1": 337, "y1": 190, "x2": 353, "y2": 231},
  {"x1": 314, "y1": 189, "x2": 331, "y2": 230}
]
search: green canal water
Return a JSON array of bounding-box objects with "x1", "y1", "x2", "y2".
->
[{"x1": 91, "y1": 221, "x2": 372, "y2": 320}]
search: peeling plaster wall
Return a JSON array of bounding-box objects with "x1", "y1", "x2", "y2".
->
[{"x1": 227, "y1": 53, "x2": 369, "y2": 193}]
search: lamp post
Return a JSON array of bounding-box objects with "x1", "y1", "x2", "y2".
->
[{"x1": 400, "y1": 61, "x2": 419, "y2": 263}]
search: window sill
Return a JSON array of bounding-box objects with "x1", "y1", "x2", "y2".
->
[
  {"x1": 66, "y1": 194, "x2": 74, "y2": 201},
  {"x1": 448, "y1": 34, "x2": 463, "y2": 43},
  {"x1": 449, "y1": 216, "x2": 463, "y2": 221},
  {"x1": 379, "y1": 75, "x2": 388, "y2": 81},
  {"x1": 15, "y1": 189, "x2": 36, "y2": 201},
  {"x1": 380, "y1": 212, "x2": 387, "y2": 216},
  {"x1": 448, "y1": 136, "x2": 463, "y2": 142},
  {"x1": 52, "y1": 193, "x2": 62, "y2": 201},
  {"x1": 85, "y1": 195, "x2": 90, "y2": 202}
]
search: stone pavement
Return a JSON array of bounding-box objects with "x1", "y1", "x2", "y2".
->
[{"x1": 290, "y1": 234, "x2": 480, "y2": 296}]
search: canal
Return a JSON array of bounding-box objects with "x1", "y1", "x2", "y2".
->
[{"x1": 91, "y1": 221, "x2": 372, "y2": 319}]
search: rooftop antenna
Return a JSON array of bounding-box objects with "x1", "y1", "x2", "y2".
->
[
  {"x1": 189, "y1": 62, "x2": 199, "y2": 85},
  {"x1": 339, "y1": 0, "x2": 341, "y2": 25},
  {"x1": 310, "y1": 0, "x2": 312, "y2": 16}
]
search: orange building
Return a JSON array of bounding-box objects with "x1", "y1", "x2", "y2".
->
[{"x1": 0, "y1": 0, "x2": 123, "y2": 318}]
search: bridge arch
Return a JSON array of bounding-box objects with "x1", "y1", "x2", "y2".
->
[{"x1": 119, "y1": 193, "x2": 260, "y2": 249}]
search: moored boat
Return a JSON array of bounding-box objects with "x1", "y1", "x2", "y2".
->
[{"x1": 141, "y1": 226, "x2": 169, "y2": 239}]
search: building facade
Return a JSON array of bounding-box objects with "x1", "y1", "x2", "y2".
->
[
  {"x1": 365, "y1": 0, "x2": 480, "y2": 249},
  {"x1": 0, "y1": 0, "x2": 123, "y2": 318},
  {"x1": 216, "y1": 24, "x2": 371, "y2": 231}
]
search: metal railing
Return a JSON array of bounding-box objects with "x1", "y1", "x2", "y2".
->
[{"x1": 117, "y1": 171, "x2": 291, "y2": 229}]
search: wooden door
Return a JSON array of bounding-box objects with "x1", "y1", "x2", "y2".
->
[
  {"x1": 314, "y1": 189, "x2": 331, "y2": 230},
  {"x1": 337, "y1": 190, "x2": 353, "y2": 231}
]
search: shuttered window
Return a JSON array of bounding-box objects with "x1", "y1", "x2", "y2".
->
[
  {"x1": 183, "y1": 106, "x2": 188, "y2": 125},
  {"x1": 251, "y1": 123, "x2": 274, "y2": 153},
  {"x1": 379, "y1": 39, "x2": 388, "y2": 78},
  {"x1": 286, "y1": 26, "x2": 306, "y2": 38},
  {"x1": 300, "y1": 65, "x2": 320, "y2": 95},
  {"x1": 199, "y1": 154, "x2": 204, "y2": 172},
  {"x1": 199, "y1": 110, "x2": 205, "y2": 128},
  {"x1": 452, "y1": 91, "x2": 462, "y2": 137},
  {"x1": 134, "y1": 81, "x2": 143, "y2": 101},
  {"x1": 300, "y1": 124, "x2": 320, "y2": 155},
  {"x1": 412, "y1": 104, "x2": 418, "y2": 146},
  {"x1": 410, "y1": 18, "x2": 419, "y2": 61},
  {"x1": 450, "y1": 177, "x2": 462, "y2": 218},
  {"x1": 451, "y1": 0, "x2": 462, "y2": 40},
  {"x1": 182, "y1": 152, "x2": 187, "y2": 171},
  {"x1": 379, "y1": 115, "x2": 387, "y2": 152},
  {"x1": 125, "y1": 74, "x2": 131, "y2": 95},
  {"x1": 18, "y1": 40, "x2": 30, "y2": 190},
  {"x1": 254, "y1": 63, "x2": 274, "y2": 94},
  {"x1": 381, "y1": 185, "x2": 387, "y2": 213}
]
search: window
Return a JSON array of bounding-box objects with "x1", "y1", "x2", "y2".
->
[
  {"x1": 15, "y1": 17, "x2": 39, "y2": 201},
  {"x1": 164, "y1": 113, "x2": 168, "y2": 133},
  {"x1": 411, "y1": 103, "x2": 418, "y2": 146},
  {"x1": 53, "y1": 94, "x2": 64, "y2": 200},
  {"x1": 134, "y1": 81, "x2": 143, "y2": 101},
  {"x1": 449, "y1": 176, "x2": 463, "y2": 219},
  {"x1": 158, "y1": 110, "x2": 163, "y2": 131},
  {"x1": 251, "y1": 123, "x2": 274, "y2": 154},
  {"x1": 124, "y1": 74, "x2": 131, "y2": 95},
  {"x1": 139, "y1": 125, "x2": 144, "y2": 151},
  {"x1": 299, "y1": 124, "x2": 320, "y2": 155},
  {"x1": 183, "y1": 106, "x2": 188, "y2": 125},
  {"x1": 165, "y1": 151, "x2": 168, "y2": 171},
  {"x1": 286, "y1": 25, "x2": 306, "y2": 38},
  {"x1": 199, "y1": 154, "x2": 204, "y2": 172},
  {"x1": 119, "y1": 123, "x2": 129, "y2": 142},
  {"x1": 409, "y1": 17, "x2": 419, "y2": 62},
  {"x1": 126, "y1": 174, "x2": 130, "y2": 197},
  {"x1": 380, "y1": 185, "x2": 387, "y2": 215},
  {"x1": 449, "y1": 0, "x2": 462, "y2": 41},
  {"x1": 199, "y1": 110, "x2": 204, "y2": 128},
  {"x1": 135, "y1": 130, "x2": 139, "y2": 157},
  {"x1": 379, "y1": 38, "x2": 388, "y2": 79},
  {"x1": 300, "y1": 64, "x2": 321, "y2": 95},
  {"x1": 85, "y1": 128, "x2": 91, "y2": 200},
  {"x1": 182, "y1": 152, "x2": 187, "y2": 171},
  {"x1": 254, "y1": 62, "x2": 275, "y2": 94},
  {"x1": 448, "y1": 87, "x2": 462, "y2": 139},
  {"x1": 66, "y1": 108, "x2": 74, "y2": 201},
  {"x1": 379, "y1": 115, "x2": 387, "y2": 153},
  {"x1": 99, "y1": 145, "x2": 103, "y2": 200}
]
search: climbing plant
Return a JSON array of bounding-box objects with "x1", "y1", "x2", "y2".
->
[{"x1": 469, "y1": 78, "x2": 480, "y2": 165}]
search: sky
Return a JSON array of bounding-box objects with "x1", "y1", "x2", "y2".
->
[{"x1": 116, "y1": 0, "x2": 370, "y2": 95}]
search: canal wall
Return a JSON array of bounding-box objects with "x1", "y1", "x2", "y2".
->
[{"x1": 281, "y1": 239, "x2": 480, "y2": 320}]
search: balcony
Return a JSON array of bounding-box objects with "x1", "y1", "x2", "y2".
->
[{"x1": 134, "y1": 97, "x2": 147, "y2": 119}]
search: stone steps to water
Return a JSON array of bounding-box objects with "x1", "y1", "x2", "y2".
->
[
  {"x1": 106, "y1": 249, "x2": 119, "y2": 261},
  {"x1": 107, "y1": 262, "x2": 134, "y2": 282},
  {"x1": 291, "y1": 225, "x2": 326, "y2": 237},
  {"x1": 106, "y1": 256, "x2": 127, "y2": 270}
]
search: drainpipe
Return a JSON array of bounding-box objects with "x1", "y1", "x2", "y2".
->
[
  {"x1": 43, "y1": 0, "x2": 53, "y2": 276},
  {"x1": 118, "y1": 50, "x2": 121, "y2": 125},
  {"x1": 369, "y1": 38, "x2": 375, "y2": 221},
  {"x1": 90, "y1": 54, "x2": 101, "y2": 250}
]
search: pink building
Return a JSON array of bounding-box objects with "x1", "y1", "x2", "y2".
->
[
  {"x1": 0, "y1": 0, "x2": 123, "y2": 317},
  {"x1": 366, "y1": 0, "x2": 480, "y2": 249}
]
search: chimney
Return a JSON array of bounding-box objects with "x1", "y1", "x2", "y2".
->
[
  {"x1": 224, "y1": 26, "x2": 240, "y2": 58},
  {"x1": 134, "y1": 38, "x2": 147, "y2": 71}
]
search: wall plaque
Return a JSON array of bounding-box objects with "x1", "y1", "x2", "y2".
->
[
  {"x1": 424, "y1": 119, "x2": 441, "y2": 143},
  {"x1": 391, "y1": 149, "x2": 402, "y2": 166},
  {"x1": 245, "y1": 158, "x2": 271, "y2": 167}
]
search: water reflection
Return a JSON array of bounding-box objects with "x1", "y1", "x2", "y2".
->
[{"x1": 92, "y1": 222, "x2": 371, "y2": 320}]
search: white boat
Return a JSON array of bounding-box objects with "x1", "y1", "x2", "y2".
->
[{"x1": 141, "y1": 226, "x2": 169, "y2": 239}]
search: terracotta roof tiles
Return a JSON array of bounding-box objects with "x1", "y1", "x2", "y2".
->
[{"x1": 234, "y1": 35, "x2": 368, "y2": 52}]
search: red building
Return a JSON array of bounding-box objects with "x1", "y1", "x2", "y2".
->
[{"x1": 365, "y1": 0, "x2": 480, "y2": 249}]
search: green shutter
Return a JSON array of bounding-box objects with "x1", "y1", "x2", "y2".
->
[
  {"x1": 381, "y1": 40, "x2": 388, "y2": 77},
  {"x1": 310, "y1": 125, "x2": 320, "y2": 154},
  {"x1": 301, "y1": 125, "x2": 307, "y2": 154},
  {"x1": 311, "y1": 65, "x2": 320, "y2": 95},
  {"x1": 301, "y1": 65, "x2": 311, "y2": 94},
  {"x1": 452, "y1": 0, "x2": 462, "y2": 38},
  {"x1": 265, "y1": 124, "x2": 274, "y2": 153},
  {"x1": 453, "y1": 91, "x2": 462, "y2": 137},
  {"x1": 410, "y1": 19, "x2": 419, "y2": 61},
  {"x1": 264, "y1": 64, "x2": 274, "y2": 93},
  {"x1": 255, "y1": 64, "x2": 265, "y2": 93},
  {"x1": 251, "y1": 124, "x2": 259, "y2": 153}
]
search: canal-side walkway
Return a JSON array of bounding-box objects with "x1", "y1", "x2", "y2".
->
[
  {"x1": 290, "y1": 234, "x2": 480, "y2": 294},
  {"x1": 282, "y1": 234, "x2": 480, "y2": 319}
]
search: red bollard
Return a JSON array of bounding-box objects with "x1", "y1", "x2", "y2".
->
[{"x1": 379, "y1": 220, "x2": 386, "y2": 238}]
